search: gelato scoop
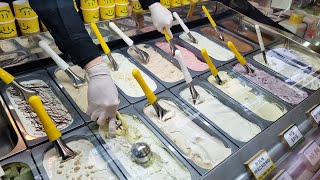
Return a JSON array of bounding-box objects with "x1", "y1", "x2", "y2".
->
[
  {"x1": 208, "y1": 71, "x2": 287, "y2": 121},
  {"x1": 99, "y1": 114, "x2": 192, "y2": 180},
  {"x1": 180, "y1": 85, "x2": 261, "y2": 142},
  {"x1": 179, "y1": 31, "x2": 234, "y2": 61},
  {"x1": 43, "y1": 139, "x2": 118, "y2": 180},
  {"x1": 2, "y1": 163, "x2": 34, "y2": 180},
  {"x1": 143, "y1": 99, "x2": 232, "y2": 169},
  {"x1": 233, "y1": 63, "x2": 308, "y2": 104},
  {"x1": 6, "y1": 79, "x2": 73, "y2": 137}
]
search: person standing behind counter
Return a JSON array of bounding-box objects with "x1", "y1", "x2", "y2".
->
[{"x1": 0, "y1": 0, "x2": 173, "y2": 137}]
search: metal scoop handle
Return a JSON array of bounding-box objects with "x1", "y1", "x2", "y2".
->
[
  {"x1": 228, "y1": 41, "x2": 254, "y2": 74},
  {"x1": 202, "y1": 5, "x2": 224, "y2": 41},
  {"x1": 201, "y1": 49, "x2": 223, "y2": 85},
  {"x1": 39, "y1": 40, "x2": 69, "y2": 71}
]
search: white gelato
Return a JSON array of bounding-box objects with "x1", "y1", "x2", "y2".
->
[
  {"x1": 208, "y1": 72, "x2": 287, "y2": 121},
  {"x1": 180, "y1": 86, "x2": 261, "y2": 142},
  {"x1": 143, "y1": 99, "x2": 232, "y2": 169},
  {"x1": 179, "y1": 31, "x2": 234, "y2": 61},
  {"x1": 43, "y1": 139, "x2": 118, "y2": 180},
  {"x1": 99, "y1": 114, "x2": 191, "y2": 180},
  {"x1": 253, "y1": 48, "x2": 320, "y2": 90},
  {"x1": 6, "y1": 79, "x2": 73, "y2": 137}
]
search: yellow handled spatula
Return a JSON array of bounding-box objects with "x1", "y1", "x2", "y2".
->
[
  {"x1": 132, "y1": 69, "x2": 173, "y2": 121},
  {"x1": 90, "y1": 22, "x2": 119, "y2": 71},
  {"x1": 187, "y1": 1, "x2": 196, "y2": 18},
  {"x1": 115, "y1": 111, "x2": 128, "y2": 136},
  {"x1": 0, "y1": 68, "x2": 38, "y2": 101},
  {"x1": 163, "y1": 27, "x2": 178, "y2": 56},
  {"x1": 201, "y1": 48, "x2": 223, "y2": 85},
  {"x1": 227, "y1": 41, "x2": 254, "y2": 74},
  {"x1": 202, "y1": 5, "x2": 224, "y2": 41},
  {"x1": 28, "y1": 95, "x2": 77, "y2": 161}
]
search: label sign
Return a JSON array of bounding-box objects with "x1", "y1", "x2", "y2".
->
[
  {"x1": 273, "y1": 170, "x2": 293, "y2": 180},
  {"x1": 311, "y1": 105, "x2": 320, "y2": 124},
  {"x1": 0, "y1": 165, "x2": 4, "y2": 177},
  {"x1": 246, "y1": 150, "x2": 275, "y2": 180},
  {"x1": 283, "y1": 125, "x2": 303, "y2": 148},
  {"x1": 304, "y1": 141, "x2": 320, "y2": 166}
]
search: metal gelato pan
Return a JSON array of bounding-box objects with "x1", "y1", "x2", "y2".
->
[
  {"x1": 0, "y1": 69, "x2": 84, "y2": 147},
  {"x1": 0, "y1": 95, "x2": 26, "y2": 161},
  {"x1": 32, "y1": 126, "x2": 125, "y2": 180},
  {"x1": 89, "y1": 105, "x2": 200, "y2": 179},
  {"x1": 170, "y1": 77, "x2": 267, "y2": 147},
  {"x1": 0, "y1": 150, "x2": 41, "y2": 180},
  {"x1": 134, "y1": 90, "x2": 238, "y2": 175}
]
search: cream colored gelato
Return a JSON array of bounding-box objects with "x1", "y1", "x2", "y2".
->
[
  {"x1": 6, "y1": 79, "x2": 73, "y2": 137},
  {"x1": 43, "y1": 139, "x2": 118, "y2": 180},
  {"x1": 180, "y1": 86, "x2": 261, "y2": 142},
  {"x1": 128, "y1": 44, "x2": 184, "y2": 83},
  {"x1": 179, "y1": 31, "x2": 234, "y2": 61},
  {"x1": 143, "y1": 99, "x2": 232, "y2": 169},
  {"x1": 99, "y1": 114, "x2": 191, "y2": 180},
  {"x1": 207, "y1": 71, "x2": 287, "y2": 121}
]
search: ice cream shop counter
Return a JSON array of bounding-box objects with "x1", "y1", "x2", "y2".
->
[{"x1": 1, "y1": 1, "x2": 320, "y2": 180}]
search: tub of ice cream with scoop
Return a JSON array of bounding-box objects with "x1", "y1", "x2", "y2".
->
[
  {"x1": 32, "y1": 126, "x2": 125, "y2": 180},
  {"x1": 170, "y1": 78, "x2": 267, "y2": 147},
  {"x1": 89, "y1": 106, "x2": 200, "y2": 179},
  {"x1": 0, "y1": 69, "x2": 84, "y2": 147},
  {"x1": 134, "y1": 90, "x2": 238, "y2": 175},
  {"x1": 0, "y1": 151, "x2": 40, "y2": 180},
  {"x1": 0, "y1": 95, "x2": 26, "y2": 161},
  {"x1": 199, "y1": 66, "x2": 291, "y2": 122}
]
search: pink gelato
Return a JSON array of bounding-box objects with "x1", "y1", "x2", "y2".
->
[
  {"x1": 233, "y1": 63, "x2": 308, "y2": 104},
  {"x1": 155, "y1": 41, "x2": 208, "y2": 71}
]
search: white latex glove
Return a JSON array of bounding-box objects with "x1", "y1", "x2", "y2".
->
[
  {"x1": 149, "y1": 2, "x2": 173, "y2": 38},
  {"x1": 86, "y1": 63, "x2": 119, "y2": 137}
]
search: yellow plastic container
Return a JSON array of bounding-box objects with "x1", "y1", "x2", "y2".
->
[
  {"x1": 182, "y1": 0, "x2": 191, "y2": 5},
  {"x1": 171, "y1": 0, "x2": 182, "y2": 7},
  {"x1": 16, "y1": 16, "x2": 40, "y2": 35},
  {"x1": 100, "y1": 5, "x2": 115, "y2": 20},
  {"x1": 0, "y1": 19, "x2": 18, "y2": 40},
  {"x1": 80, "y1": 0, "x2": 98, "y2": 8},
  {"x1": 160, "y1": 0, "x2": 170, "y2": 8},
  {"x1": 13, "y1": 0, "x2": 37, "y2": 19},
  {"x1": 99, "y1": 0, "x2": 115, "y2": 6},
  {"x1": 131, "y1": 0, "x2": 143, "y2": 13},
  {"x1": 289, "y1": 10, "x2": 306, "y2": 24},
  {"x1": 115, "y1": 3, "x2": 129, "y2": 17},
  {"x1": 0, "y1": 2, "x2": 15, "y2": 22},
  {"x1": 115, "y1": 0, "x2": 128, "y2": 4},
  {"x1": 81, "y1": 7, "x2": 100, "y2": 23}
]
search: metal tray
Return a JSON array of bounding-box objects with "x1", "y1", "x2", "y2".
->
[
  {"x1": 46, "y1": 65, "x2": 130, "y2": 122},
  {"x1": 225, "y1": 60, "x2": 312, "y2": 106},
  {"x1": 199, "y1": 66, "x2": 292, "y2": 122},
  {"x1": 152, "y1": 38, "x2": 210, "y2": 77},
  {"x1": 133, "y1": 90, "x2": 238, "y2": 175},
  {"x1": 0, "y1": 150, "x2": 41, "y2": 180},
  {"x1": 0, "y1": 95, "x2": 26, "y2": 161},
  {"x1": 0, "y1": 69, "x2": 84, "y2": 147},
  {"x1": 176, "y1": 30, "x2": 237, "y2": 68},
  {"x1": 31, "y1": 126, "x2": 126, "y2": 180},
  {"x1": 170, "y1": 77, "x2": 268, "y2": 147},
  {"x1": 122, "y1": 43, "x2": 186, "y2": 89},
  {"x1": 88, "y1": 105, "x2": 200, "y2": 179},
  {"x1": 195, "y1": 24, "x2": 259, "y2": 56}
]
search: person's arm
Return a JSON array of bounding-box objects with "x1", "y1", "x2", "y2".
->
[
  {"x1": 138, "y1": 0, "x2": 159, "y2": 10},
  {"x1": 29, "y1": 0, "x2": 101, "y2": 68}
]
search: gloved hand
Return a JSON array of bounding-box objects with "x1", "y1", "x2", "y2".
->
[
  {"x1": 86, "y1": 62, "x2": 119, "y2": 137},
  {"x1": 149, "y1": 2, "x2": 173, "y2": 38}
]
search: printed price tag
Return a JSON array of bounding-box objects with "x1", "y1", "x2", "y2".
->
[
  {"x1": 245, "y1": 150, "x2": 275, "y2": 180},
  {"x1": 311, "y1": 105, "x2": 320, "y2": 124},
  {"x1": 283, "y1": 125, "x2": 303, "y2": 148},
  {"x1": 272, "y1": 170, "x2": 293, "y2": 180},
  {"x1": 304, "y1": 141, "x2": 320, "y2": 166},
  {"x1": 0, "y1": 165, "x2": 4, "y2": 177}
]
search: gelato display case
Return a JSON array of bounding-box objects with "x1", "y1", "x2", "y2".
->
[{"x1": 0, "y1": 1, "x2": 320, "y2": 180}]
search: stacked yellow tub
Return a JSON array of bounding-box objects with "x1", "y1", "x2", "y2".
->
[
  {"x1": 81, "y1": 0, "x2": 100, "y2": 23},
  {"x1": 99, "y1": 0, "x2": 115, "y2": 20},
  {"x1": 0, "y1": 2, "x2": 18, "y2": 39}
]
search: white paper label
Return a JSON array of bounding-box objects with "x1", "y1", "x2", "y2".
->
[
  {"x1": 283, "y1": 125, "x2": 303, "y2": 148},
  {"x1": 304, "y1": 141, "x2": 320, "y2": 166},
  {"x1": 0, "y1": 165, "x2": 4, "y2": 177},
  {"x1": 275, "y1": 170, "x2": 293, "y2": 180},
  {"x1": 248, "y1": 151, "x2": 275, "y2": 180},
  {"x1": 311, "y1": 105, "x2": 320, "y2": 124}
]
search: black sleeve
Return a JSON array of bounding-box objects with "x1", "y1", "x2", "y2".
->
[
  {"x1": 29, "y1": 0, "x2": 101, "y2": 68},
  {"x1": 139, "y1": 0, "x2": 159, "y2": 10}
]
